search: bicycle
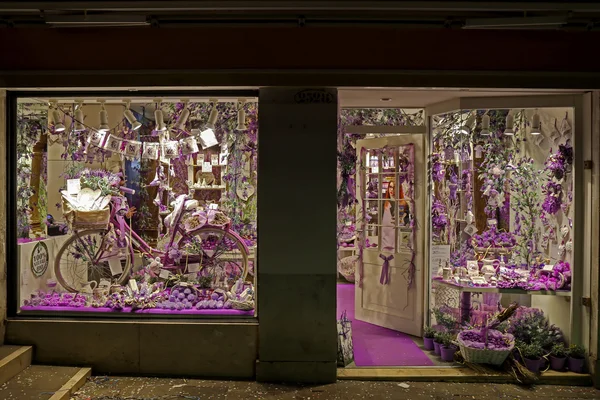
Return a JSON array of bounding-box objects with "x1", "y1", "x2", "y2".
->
[{"x1": 54, "y1": 186, "x2": 249, "y2": 293}]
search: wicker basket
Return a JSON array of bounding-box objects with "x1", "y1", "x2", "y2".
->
[
  {"x1": 229, "y1": 299, "x2": 254, "y2": 311},
  {"x1": 457, "y1": 330, "x2": 514, "y2": 366},
  {"x1": 62, "y1": 198, "x2": 110, "y2": 230},
  {"x1": 338, "y1": 255, "x2": 358, "y2": 282}
]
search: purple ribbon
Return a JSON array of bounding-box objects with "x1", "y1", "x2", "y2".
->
[{"x1": 379, "y1": 253, "x2": 394, "y2": 285}]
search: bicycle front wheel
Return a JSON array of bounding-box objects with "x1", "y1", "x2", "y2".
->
[
  {"x1": 180, "y1": 227, "x2": 249, "y2": 288},
  {"x1": 55, "y1": 229, "x2": 133, "y2": 293}
]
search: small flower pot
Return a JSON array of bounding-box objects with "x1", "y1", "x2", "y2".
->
[
  {"x1": 440, "y1": 345, "x2": 457, "y2": 362},
  {"x1": 550, "y1": 355, "x2": 567, "y2": 371},
  {"x1": 423, "y1": 336, "x2": 435, "y2": 351},
  {"x1": 567, "y1": 357, "x2": 585, "y2": 373},
  {"x1": 433, "y1": 340, "x2": 441, "y2": 355},
  {"x1": 523, "y1": 357, "x2": 542, "y2": 373}
]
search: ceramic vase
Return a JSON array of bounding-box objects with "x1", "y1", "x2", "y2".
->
[
  {"x1": 433, "y1": 340, "x2": 441, "y2": 355},
  {"x1": 523, "y1": 357, "x2": 542, "y2": 373},
  {"x1": 567, "y1": 357, "x2": 585, "y2": 373},
  {"x1": 423, "y1": 337, "x2": 434, "y2": 351},
  {"x1": 440, "y1": 345, "x2": 457, "y2": 362},
  {"x1": 550, "y1": 355, "x2": 567, "y2": 371}
]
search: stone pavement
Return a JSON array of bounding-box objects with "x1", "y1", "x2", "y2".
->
[{"x1": 70, "y1": 376, "x2": 600, "y2": 400}]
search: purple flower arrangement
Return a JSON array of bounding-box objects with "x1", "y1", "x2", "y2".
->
[
  {"x1": 546, "y1": 142, "x2": 573, "y2": 181},
  {"x1": 541, "y1": 181, "x2": 563, "y2": 215},
  {"x1": 458, "y1": 328, "x2": 513, "y2": 350},
  {"x1": 472, "y1": 225, "x2": 516, "y2": 249},
  {"x1": 431, "y1": 154, "x2": 445, "y2": 182},
  {"x1": 508, "y1": 307, "x2": 564, "y2": 348}
]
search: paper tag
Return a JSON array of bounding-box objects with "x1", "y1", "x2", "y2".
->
[
  {"x1": 219, "y1": 153, "x2": 228, "y2": 165},
  {"x1": 472, "y1": 277, "x2": 487, "y2": 284},
  {"x1": 67, "y1": 179, "x2": 81, "y2": 195},
  {"x1": 464, "y1": 224, "x2": 477, "y2": 236},
  {"x1": 371, "y1": 166, "x2": 379, "y2": 174},
  {"x1": 542, "y1": 264, "x2": 554, "y2": 271},
  {"x1": 188, "y1": 263, "x2": 201, "y2": 272},
  {"x1": 108, "y1": 258, "x2": 123, "y2": 275},
  {"x1": 202, "y1": 162, "x2": 213, "y2": 172},
  {"x1": 185, "y1": 272, "x2": 197, "y2": 280},
  {"x1": 208, "y1": 203, "x2": 219, "y2": 210},
  {"x1": 487, "y1": 219, "x2": 497, "y2": 226},
  {"x1": 129, "y1": 279, "x2": 139, "y2": 292},
  {"x1": 211, "y1": 154, "x2": 219, "y2": 165},
  {"x1": 159, "y1": 269, "x2": 171, "y2": 279}
]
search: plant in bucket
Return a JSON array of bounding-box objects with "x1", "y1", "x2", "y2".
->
[
  {"x1": 520, "y1": 342, "x2": 545, "y2": 373},
  {"x1": 433, "y1": 331, "x2": 443, "y2": 356},
  {"x1": 567, "y1": 344, "x2": 586, "y2": 373},
  {"x1": 438, "y1": 332, "x2": 458, "y2": 362},
  {"x1": 423, "y1": 326, "x2": 436, "y2": 351},
  {"x1": 549, "y1": 342, "x2": 568, "y2": 371}
]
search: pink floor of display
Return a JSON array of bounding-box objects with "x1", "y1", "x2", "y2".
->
[
  {"x1": 20, "y1": 306, "x2": 254, "y2": 315},
  {"x1": 337, "y1": 283, "x2": 434, "y2": 367}
]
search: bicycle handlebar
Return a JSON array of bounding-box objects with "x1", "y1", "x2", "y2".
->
[{"x1": 120, "y1": 186, "x2": 136, "y2": 195}]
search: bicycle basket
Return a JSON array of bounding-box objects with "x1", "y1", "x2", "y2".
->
[{"x1": 62, "y1": 197, "x2": 111, "y2": 230}]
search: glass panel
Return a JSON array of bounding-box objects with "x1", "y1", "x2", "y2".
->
[{"x1": 16, "y1": 97, "x2": 258, "y2": 317}]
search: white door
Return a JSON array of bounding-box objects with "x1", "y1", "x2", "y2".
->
[{"x1": 355, "y1": 134, "x2": 424, "y2": 337}]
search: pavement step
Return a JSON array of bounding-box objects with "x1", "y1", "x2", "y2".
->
[
  {"x1": 0, "y1": 365, "x2": 91, "y2": 400},
  {"x1": 0, "y1": 345, "x2": 32, "y2": 385}
]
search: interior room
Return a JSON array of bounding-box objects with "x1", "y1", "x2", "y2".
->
[{"x1": 336, "y1": 88, "x2": 590, "y2": 374}]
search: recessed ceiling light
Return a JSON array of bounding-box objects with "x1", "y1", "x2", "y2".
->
[{"x1": 380, "y1": 98, "x2": 392, "y2": 102}]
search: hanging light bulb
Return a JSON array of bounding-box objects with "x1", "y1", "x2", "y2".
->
[
  {"x1": 236, "y1": 99, "x2": 247, "y2": 131},
  {"x1": 480, "y1": 112, "x2": 490, "y2": 136},
  {"x1": 530, "y1": 110, "x2": 541, "y2": 135},
  {"x1": 504, "y1": 113, "x2": 514, "y2": 136},
  {"x1": 74, "y1": 100, "x2": 85, "y2": 132},
  {"x1": 154, "y1": 99, "x2": 166, "y2": 131},
  {"x1": 52, "y1": 101, "x2": 65, "y2": 132},
  {"x1": 460, "y1": 113, "x2": 475, "y2": 135},
  {"x1": 98, "y1": 100, "x2": 110, "y2": 133},
  {"x1": 202, "y1": 99, "x2": 219, "y2": 135},
  {"x1": 123, "y1": 100, "x2": 142, "y2": 130},
  {"x1": 173, "y1": 100, "x2": 190, "y2": 131}
]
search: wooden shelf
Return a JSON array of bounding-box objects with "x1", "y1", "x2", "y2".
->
[{"x1": 432, "y1": 279, "x2": 572, "y2": 297}]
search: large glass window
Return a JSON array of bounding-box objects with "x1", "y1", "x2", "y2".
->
[{"x1": 15, "y1": 94, "x2": 258, "y2": 317}]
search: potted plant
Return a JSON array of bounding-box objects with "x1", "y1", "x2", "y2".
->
[
  {"x1": 433, "y1": 331, "x2": 443, "y2": 356},
  {"x1": 438, "y1": 332, "x2": 458, "y2": 362},
  {"x1": 567, "y1": 344, "x2": 586, "y2": 373},
  {"x1": 423, "y1": 326, "x2": 436, "y2": 351},
  {"x1": 520, "y1": 342, "x2": 545, "y2": 373},
  {"x1": 549, "y1": 343, "x2": 568, "y2": 371}
]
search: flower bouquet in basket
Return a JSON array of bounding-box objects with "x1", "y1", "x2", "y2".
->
[{"x1": 457, "y1": 303, "x2": 518, "y2": 366}]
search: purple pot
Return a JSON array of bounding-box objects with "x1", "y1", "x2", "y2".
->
[
  {"x1": 423, "y1": 337, "x2": 435, "y2": 351},
  {"x1": 440, "y1": 345, "x2": 457, "y2": 362},
  {"x1": 567, "y1": 357, "x2": 585, "y2": 373},
  {"x1": 523, "y1": 357, "x2": 542, "y2": 373},
  {"x1": 433, "y1": 341, "x2": 441, "y2": 355},
  {"x1": 550, "y1": 356, "x2": 567, "y2": 371}
]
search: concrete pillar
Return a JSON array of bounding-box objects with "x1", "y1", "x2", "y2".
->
[{"x1": 256, "y1": 88, "x2": 338, "y2": 383}]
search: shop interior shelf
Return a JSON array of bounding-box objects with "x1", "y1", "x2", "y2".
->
[{"x1": 432, "y1": 279, "x2": 572, "y2": 297}]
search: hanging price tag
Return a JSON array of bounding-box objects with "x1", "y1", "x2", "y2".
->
[
  {"x1": 128, "y1": 279, "x2": 139, "y2": 292},
  {"x1": 67, "y1": 179, "x2": 81, "y2": 195},
  {"x1": 159, "y1": 269, "x2": 171, "y2": 279},
  {"x1": 108, "y1": 258, "x2": 123, "y2": 276}
]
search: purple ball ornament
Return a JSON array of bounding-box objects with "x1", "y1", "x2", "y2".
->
[{"x1": 216, "y1": 300, "x2": 224, "y2": 309}]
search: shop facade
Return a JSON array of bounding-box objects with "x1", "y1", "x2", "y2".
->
[{"x1": 1, "y1": 20, "x2": 600, "y2": 385}]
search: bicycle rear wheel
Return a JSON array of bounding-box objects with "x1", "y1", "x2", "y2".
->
[
  {"x1": 55, "y1": 229, "x2": 133, "y2": 293},
  {"x1": 180, "y1": 227, "x2": 249, "y2": 288}
]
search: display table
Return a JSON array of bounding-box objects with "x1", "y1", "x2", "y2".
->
[{"x1": 20, "y1": 305, "x2": 254, "y2": 315}]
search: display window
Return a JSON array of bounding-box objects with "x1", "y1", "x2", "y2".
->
[{"x1": 13, "y1": 93, "x2": 258, "y2": 317}]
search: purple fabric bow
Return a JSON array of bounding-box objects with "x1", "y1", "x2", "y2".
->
[{"x1": 379, "y1": 253, "x2": 394, "y2": 285}]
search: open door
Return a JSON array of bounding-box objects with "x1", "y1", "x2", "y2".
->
[{"x1": 355, "y1": 134, "x2": 424, "y2": 337}]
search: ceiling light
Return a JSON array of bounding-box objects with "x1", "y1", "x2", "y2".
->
[
  {"x1": 123, "y1": 100, "x2": 142, "y2": 130},
  {"x1": 236, "y1": 99, "x2": 247, "y2": 131},
  {"x1": 174, "y1": 100, "x2": 190, "y2": 131},
  {"x1": 530, "y1": 110, "x2": 541, "y2": 135},
  {"x1": 481, "y1": 113, "x2": 490, "y2": 136},
  {"x1": 74, "y1": 100, "x2": 85, "y2": 132},
  {"x1": 154, "y1": 98, "x2": 166, "y2": 132},
  {"x1": 203, "y1": 99, "x2": 219, "y2": 135},
  {"x1": 98, "y1": 100, "x2": 110, "y2": 133},
  {"x1": 460, "y1": 113, "x2": 475, "y2": 135},
  {"x1": 50, "y1": 100, "x2": 65, "y2": 132},
  {"x1": 504, "y1": 113, "x2": 514, "y2": 136}
]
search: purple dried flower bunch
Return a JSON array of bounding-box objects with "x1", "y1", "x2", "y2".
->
[
  {"x1": 546, "y1": 142, "x2": 573, "y2": 181},
  {"x1": 541, "y1": 181, "x2": 563, "y2": 215},
  {"x1": 472, "y1": 225, "x2": 516, "y2": 249},
  {"x1": 449, "y1": 241, "x2": 475, "y2": 268},
  {"x1": 24, "y1": 291, "x2": 87, "y2": 308}
]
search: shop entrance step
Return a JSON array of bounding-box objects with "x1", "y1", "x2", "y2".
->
[
  {"x1": 0, "y1": 345, "x2": 32, "y2": 385},
  {"x1": 0, "y1": 364, "x2": 91, "y2": 400}
]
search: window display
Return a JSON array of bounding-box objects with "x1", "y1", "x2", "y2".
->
[
  {"x1": 15, "y1": 96, "x2": 258, "y2": 316},
  {"x1": 428, "y1": 106, "x2": 580, "y2": 374}
]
